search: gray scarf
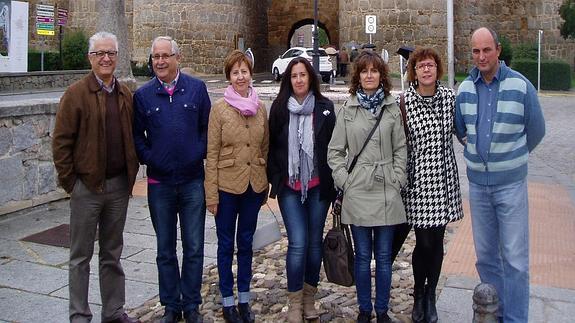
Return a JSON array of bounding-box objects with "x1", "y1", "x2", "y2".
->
[{"x1": 287, "y1": 93, "x2": 315, "y2": 202}]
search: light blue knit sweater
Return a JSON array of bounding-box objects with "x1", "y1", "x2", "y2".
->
[{"x1": 455, "y1": 62, "x2": 546, "y2": 185}]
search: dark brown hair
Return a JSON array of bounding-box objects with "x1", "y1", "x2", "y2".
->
[
  {"x1": 223, "y1": 50, "x2": 253, "y2": 80},
  {"x1": 406, "y1": 47, "x2": 444, "y2": 83},
  {"x1": 349, "y1": 51, "x2": 392, "y2": 96},
  {"x1": 270, "y1": 57, "x2": 327, "y2": 122}
]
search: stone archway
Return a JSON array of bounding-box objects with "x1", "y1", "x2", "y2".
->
[
  {"x1": 268, "y1": 0, "x2": 339, "y2": 58},
  {"x1": 287, "y1": 18, "x2": 331, "y2": 49}
]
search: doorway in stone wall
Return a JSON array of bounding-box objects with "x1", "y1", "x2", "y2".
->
[{"x1": 287, "y1": 19, "x2": 331, "y2": 49}]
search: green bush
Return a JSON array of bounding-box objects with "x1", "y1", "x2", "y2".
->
[
  {"x1": 62, "y1": 30, "x2": 90, "y2": 70},
  {"x1": 512, "y1": 59, "x2": 572, "y2": 91},
  {"x1": 513, "y1": 43, "x2": 538, "y2": 60},
  {"x1": 28, "y1": 51, "x2": 62, "y2": 71},
  {"x1": 499, "y1": 36, "x2": 512, "y2": 66}
]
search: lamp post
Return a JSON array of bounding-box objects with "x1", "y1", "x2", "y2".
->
[{"x1": 312, "y1": 0, "x2": 320, "y2": 80}]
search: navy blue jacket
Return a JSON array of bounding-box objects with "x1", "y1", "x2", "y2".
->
[{"x1": 133, "y1": 73, "x2": 211, "y2": 184}]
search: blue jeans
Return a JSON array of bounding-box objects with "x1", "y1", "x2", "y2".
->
[
  {"x1": 350, "y1": 225, "x2": 394, "y2": 315},
  {"x1": 148, "y1": 179, "x2": 206, "y2": 314},
  {"x1": 469, "y1": 179, "x2": 529, "y2": 323},
  {"x1": 215, "y1": 185, "x2": 265, "y2": 305},
  {"x1": 278, "y1": 186, "x2": 330, "y2": 292}
]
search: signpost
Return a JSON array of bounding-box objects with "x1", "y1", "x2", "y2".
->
[
  {"x1": 365, "y1": 15, "x2": 376, "y2": 44},
  {"x1": 57, "y1": 8, "x2": 68, "y2": 67},
  {"x1": 36, "y1": 4, "x2": 55, "y2": 71},
  {"x1": 36, "y1": 4, "x2": 54, "y2": 36}
]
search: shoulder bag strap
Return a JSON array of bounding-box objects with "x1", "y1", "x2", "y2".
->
[
  {"x1": 347, "y1": 105, "x2": 386, "y2": 174},
  {"x1": 399, "y1": 93, "x2": 409, "y2": 140}
]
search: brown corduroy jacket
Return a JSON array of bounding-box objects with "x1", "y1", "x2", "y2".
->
[
  {"x1": 204, "y1": 98, "x2": 269, "y2": 206},
  {"x1": 52, "y1": 72, "x2": 140, "y2": 194}
]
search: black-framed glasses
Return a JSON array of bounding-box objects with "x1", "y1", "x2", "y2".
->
[
  {"x1": 152, "y1": 53, "x2": 176, "y2": 61},
  {"x1": 415, "y1": 63, "x2": 437, "y2": 71},
  {"x1": 89, "y1": 50, "x2": 118, "y2": 58}
]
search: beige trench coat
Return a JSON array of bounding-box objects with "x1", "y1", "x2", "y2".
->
[{"x1": 328, "y1": 94, "x2": 407, "y2": 227}]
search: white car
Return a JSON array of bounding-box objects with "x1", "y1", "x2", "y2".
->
[{"x1": 271, "y1": 47, "x2": 333, "y2": 83}]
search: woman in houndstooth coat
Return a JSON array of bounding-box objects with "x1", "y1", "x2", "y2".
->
[{"x1": 400, "y1": 47, "x2": 464, "y2": 323}]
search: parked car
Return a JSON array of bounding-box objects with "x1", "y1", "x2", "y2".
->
[{"x1": 271, "y1": 47, "x2": 333, "y2": 83}]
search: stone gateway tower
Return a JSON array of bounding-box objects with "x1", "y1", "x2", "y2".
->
[{"x1": 63, "y1": 0, "x2": 574, "y2": 74}]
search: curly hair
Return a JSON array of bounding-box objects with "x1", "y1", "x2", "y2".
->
[
  {"x1": 406, "y1": 47, "x2": 444, "y2": 83},
  {"x1": 349, "y1": 50, "x2": 392, "y2": 96},
  {"x1": 223, "y1": 50, "x2": 253, "y2": 81}
]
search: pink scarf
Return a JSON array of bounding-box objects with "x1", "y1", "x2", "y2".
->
[{"x1": 224, "y1": 85, "x2": 260, "y2": 116}]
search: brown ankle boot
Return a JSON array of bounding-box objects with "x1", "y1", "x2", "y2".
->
[
  {"x1": 302, "y1": 283, "x2": 319, "y2": 319},
  {"x1": 287, "y1": 290, "x2": 303, "y2": 323}
]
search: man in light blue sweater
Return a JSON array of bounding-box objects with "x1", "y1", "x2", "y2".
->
[{"x1": 455, "y1": 27, "x2": 545, "y2": 323}]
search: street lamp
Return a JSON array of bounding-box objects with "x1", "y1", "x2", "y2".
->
[{"x1": 312, "y1": 0, "x2": 320, "y2": 80}]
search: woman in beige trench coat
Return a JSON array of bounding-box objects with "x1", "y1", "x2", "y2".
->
[{"x1": 327, "y1": 51, "x2": 407, "y2": 323}]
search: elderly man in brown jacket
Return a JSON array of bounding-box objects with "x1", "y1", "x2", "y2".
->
[{"x1": 52, "y1": 31, "x2": 140, "y2": 323}]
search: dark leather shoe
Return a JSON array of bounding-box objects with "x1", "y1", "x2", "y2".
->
[
  {"x1": 376, "y1": 312, "x2": 392, "y2": 323},
  {"x1": 357, "y1": 310, "x2": 372, "y2": 323},
  {"x1": 107, "y1": 313, "x2": 141, "y2": 323},
  {"x1": 222, "y1": 306, "x2": 242, "y2": 323},
  {"x1": 184, "y1": 308, "x2": 202, "y2": 323},
  {"x1": 160, "y1": 309, "x2": 182, "y2": 323},
  {"x1": 237, "y1": 303, "x2": 255, "y2": 323}
]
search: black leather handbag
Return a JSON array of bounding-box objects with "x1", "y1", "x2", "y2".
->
[
  {"x1": 322, "y1": 106, "x2": 386, "y2": 287},
  {"x1": 322, "y1": 191, "x2": 355, "y2": 286}
]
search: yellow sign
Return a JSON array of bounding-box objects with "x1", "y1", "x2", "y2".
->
[{"x1": 37, "y1": 30, "x2": 55, "y2": 36}]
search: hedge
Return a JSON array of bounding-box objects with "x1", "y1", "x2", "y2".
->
[
  {"x1": 512, "y1": 59, "x2": 572, "y2": 91},
  {"x1": 28, "y1": 52, "x2": 62, "y2": 71}
]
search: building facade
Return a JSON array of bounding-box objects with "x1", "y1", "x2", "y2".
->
[{"x1": 26, "y1": 0, "x2": 575, "y2": 74}]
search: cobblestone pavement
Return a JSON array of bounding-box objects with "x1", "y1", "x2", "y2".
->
[{"x1": 130, "y1": 209, "x2": 455, "y2": 323}]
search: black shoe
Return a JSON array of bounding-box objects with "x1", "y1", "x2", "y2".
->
[
  {"x1": 357, "y1": 310, "x2": 372, "y2": 323},
  {"x1": 376, "y1": 312, "x2": 392, "y2": 323},
  {"x1": 184, "y1": 309, "x2": 202, "y2": 323},
  {"x1": 222, "y1": 306, "x2": 242, "y2": 323},
  {"x1": 160, "y1": 309, "x2": 182, "y2": 323},
  {"x1": 237, "y1": 303, "x2": 255, "y2": 323},
  {"x1": 425, "y1": 287, "x2": 438, "y2": 323},
  {"x1": 411, "y1": 288, "x2": 425, "y2": 323},
  {"x1": 106, "y1": 313, "x2": 141, "y2": 323}
]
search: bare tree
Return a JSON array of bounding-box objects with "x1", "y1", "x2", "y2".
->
[{"x1": 97, "y1": 0, "x2": 136, "y2": 90}]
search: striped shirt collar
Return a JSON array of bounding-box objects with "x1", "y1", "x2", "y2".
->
[{"x1": 94, "y1": 74, "x2": 116, "y2": 93}]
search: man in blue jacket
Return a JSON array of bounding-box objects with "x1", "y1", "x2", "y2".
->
[
  {"x1": 133, "y1": 36, "x2": 211, "y2": 323},
  {"x1": 455, "y1": 27, "x2": 545, "y2": 323}
]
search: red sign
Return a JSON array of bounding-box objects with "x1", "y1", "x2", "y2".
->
[
  {"x1": 57, "y1": 8, "x2": 68, "y2": 26},
  {"x1": 37, "y1": 17, "x2": 54, "y2": 23}
]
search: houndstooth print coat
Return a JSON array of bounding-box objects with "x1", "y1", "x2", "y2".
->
[{"x1": 401, "y1": 83, "x2": 464, "y2": 228}]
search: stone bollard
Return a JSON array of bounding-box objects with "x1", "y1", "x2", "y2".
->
[{"x1": 472, "y1": 283, "x2": 499, "y2": 323}]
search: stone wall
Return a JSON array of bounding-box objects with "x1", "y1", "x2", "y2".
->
[
  {"x1": 0, "y1": 70, "x2": 88, "y2": 93},
  {"x1": 131, "y1": 0, "x2": 269, "y2": 74},
  {"x1": 0, "y1": 100, "x2": 66, "y2": 215},
  {"x1": 338, "y1": 0, "x2": 448, "y2": 75},
  {"x1": 268, "y1": 0, "x2": 339, "y2": 59},
  {"x1": 32, "y1": 0, "x2": 575, "y2": 77},
  {"x1": 454, "y1": 0, "x2": 575, "y2": 72},
  {"x1": 67, "y1": 0, "x2": 134, "y2": 60}
]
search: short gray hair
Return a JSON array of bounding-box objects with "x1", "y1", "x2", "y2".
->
[
  {"x1": 88, "y1": 31, "x2": 118, "y2": 53},
  {"x1": 151, "y1": 36, "x2": 180, "y2": 55}
]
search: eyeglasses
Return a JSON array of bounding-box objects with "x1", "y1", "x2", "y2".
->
[
  {"x1": 152, "y1": 53, "x2": 176, "y2": 61},
  {"x1": 89, "y1": 50, "x2": 118, "y2": 58},
  {"x1": 415, "y1": 63, "x2": 437, "y2": 71}
]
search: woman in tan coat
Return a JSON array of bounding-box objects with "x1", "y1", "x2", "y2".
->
[
  {"x1": 204, "y1": 50, "x2": 269, "y2": 323},
  {"x1": 328, "y1": 51, "x2": 407, "y2": 323}
]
